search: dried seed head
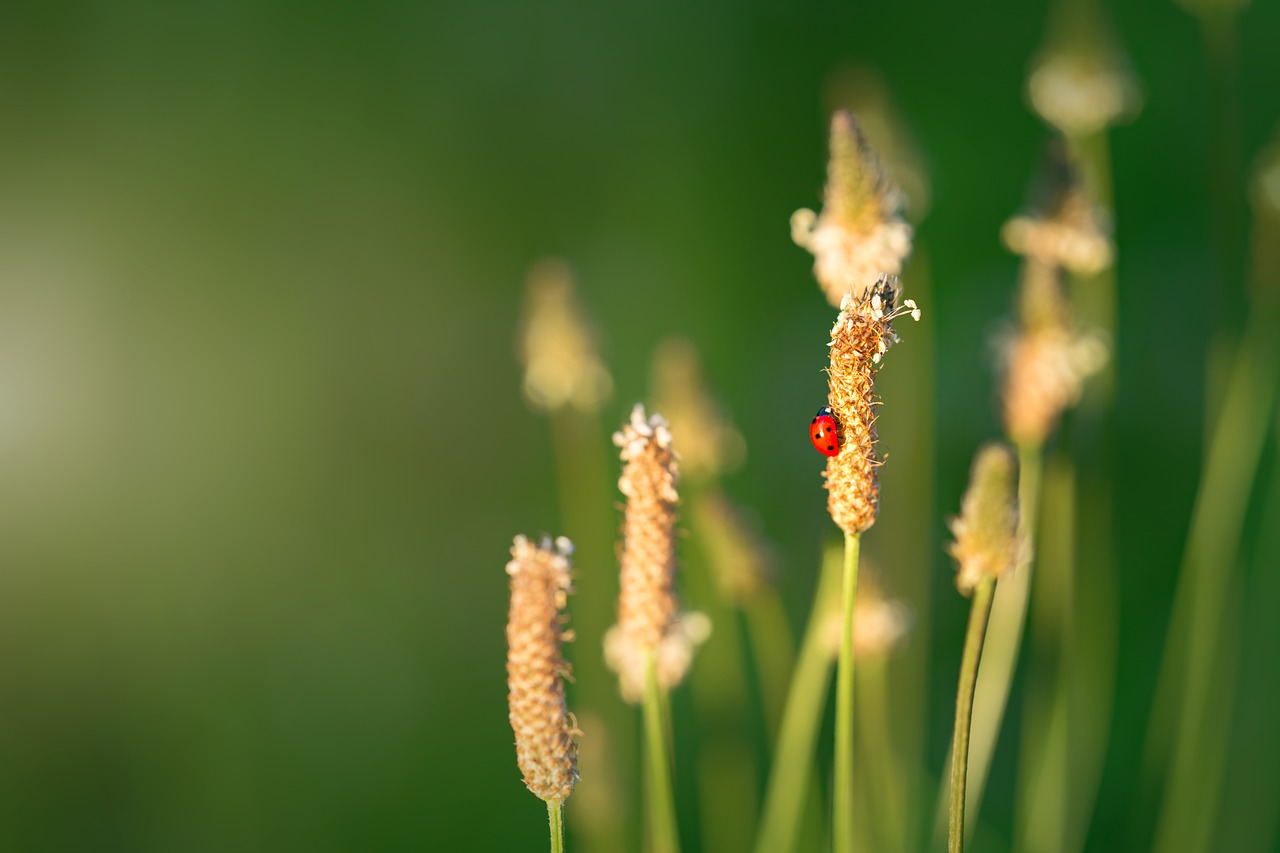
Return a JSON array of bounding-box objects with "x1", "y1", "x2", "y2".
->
[
  {"x1": 650, "y1": 338, "x2": 746, "y2": 483},
  {"x1": 1001, "y1": 143, "x2": 1113, "y2": 275},
  {"x1": 604, "y1": 404, "x2": 708, "y2": 702},
  {"x1": 1026, "y1": 1, "x2": 1141, "y2": 136},
  {"x1": 948, "y1": 444, "x2": 1022, "y2": 595},
  {"x1": 1000, "y1": 262, "x2": 1108, "y2": 446},
  {"x1": 824, "y1": 275, "x2": 920, "y2": 535},
  {"x1": 506, "y1": 534, "x2": 580, "y2": 804},
  {"x1": 516, "y1": 258, "x2": 613, "y2": 413},
  {"x1": 792, "y1": 111, "x2": 914, "y2": 308}
]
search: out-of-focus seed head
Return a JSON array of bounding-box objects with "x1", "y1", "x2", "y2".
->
[
  {"x1": 516, "y1": 258, "x2": 613, "y2": 413},
  {"x1": 792, "y1": 111, "x2": 914, "y2": 308},
  {"x1": 819, "y1": 564, "x2": 912, "y2": 660},
  {"x1": 689, "y1": 490, "x2": 777, "y2": 605},
  {"x1": 1000, "y1": 262, "x2": 1108, "y2": 447},
  {"x1": 1026, "y1": 0, "x2": 1142, "y2": 136},
  {"x1": 604, "y1": 405, "x2": 708, "y2": 702},
  {"x1": 1001, "y1": 142, "x2": 1113, "y2": 275},
  {"x1": 824, "y1": 275, "x2": 921, "y2": 535},
  {"x1": 506, "y1": 534, "x2": 580, "y2": 804},
  {"x1": 823, "y1": 65, "x2": 932, "y2": 222},
  {"x1": 650, "y1": 338, "x2": 746, "y2": 484},
  {"x1": 948, "y1": 444, "x2": 1022, "y2": 596}
]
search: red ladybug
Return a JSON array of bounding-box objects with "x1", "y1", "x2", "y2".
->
[{"x1": 810, "y1": 406, "x2": 840, "y2": 457}]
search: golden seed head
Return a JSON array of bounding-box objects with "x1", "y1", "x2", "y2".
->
[
  {"x1": 792, "y1": 111, "x2": 914, "y2": 308},
  {"x1": 516, "y1": 258, "x2": 614, "y2": 413},
  {"x1": 505, "y1": 534, "x2": 579, "y2": 804},
  {"x1": 1000, "y1": 262, "x2": 1108, "y2": 446},
  {"x1": 948, "y1": 444, "x2": 1022, "y2": 596},
  {"x1": 605, "y1": 404, "x2": 707, "y2": 702},
  {"x1": 1001, "y1": 144, "x2": 1113, "y2": 275},
  {"x1": 650, "y1": 338, "x2": 746, "y2": 483},
  {"x1": 824, "y1": 275, "x2": 920, "y2": 535}
]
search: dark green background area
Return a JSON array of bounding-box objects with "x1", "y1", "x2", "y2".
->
[{"x1": 0, "y1": 1, "x2": 1277, "y2": 850}]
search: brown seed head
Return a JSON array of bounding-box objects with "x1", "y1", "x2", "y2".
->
[
  {"x1": 948, "y1": 444, "x2": 1021, "y2": 595},
  {"x1": 604, "y1": 404, "x2": 708, "y2": 702},
  {"x1": 819, "y1": 565, "x2": 912, "y2": 660},
  {"x1": 1000, "y1": 262, "x2": 1108, "y2": 446},
  {"x1": 792, "y1": 111, "x2": 914, "y2": 307},
  {"x1": 516, "y1": 258, "x2": 613, "y2": 413},
  {"x1": 650, "y1": 338, "x2": 746, "y2": 483},
  {"x1": 824, "y1": 275, "x2": 921, "y2": 535},
  {"x1": 505, "y1": 534, "x2": 579, "y2": 804}
]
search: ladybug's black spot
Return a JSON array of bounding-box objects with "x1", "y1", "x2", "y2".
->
[
  {"x1": 827, "y1": 445, "x2": 835, "y2": 451},
  {"x1": 811, "y1": 417, "x2": 817, "y2": 423}
]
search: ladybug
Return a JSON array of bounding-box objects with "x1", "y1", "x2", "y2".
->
[{"x1": 810, "y1": 406, "x2": 841, "y2": 457}]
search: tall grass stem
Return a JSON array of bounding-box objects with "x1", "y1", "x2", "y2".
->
[
  {"x1": 754, "y1": 542, "x2": 844, "y2": 853},
  {"x1": 950, "y1": 578, "x2": 996, "y2": 853},
  {"x1": 833, "y1": 532, "x2": 862, "y2": 853},
  {"x1": 548, "y1": 802, "x2": 565, "y2": 853},
  {"x1": 644, "y1": 651, "x2": 681, "y2": 853}
]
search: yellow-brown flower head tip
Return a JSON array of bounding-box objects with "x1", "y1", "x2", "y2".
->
[
  {"x1": 948, "y1": 444, "x2": 1022, "y2": 596},
  {"x1": 1000, "y1": 264, "x2": 1108, "y2": 446},
  {"x1": 516, "y1": 258, "x2": 614, "y2": 413},
  {"x1": 650, "y1": 338, "x2": 746, "y2": 483},
  {"x1": 605, "y1": 404, "x2": 706, "y2": 702},
  {"x1": 1001, "y1": 144, "x2": 1113, "y2": 275},
  {"x1": 823, "y1": 64, "x2": 932, "y2": 221},
  {"x1": 505, "y1": 534, "x2": 579, "y2": 803},
  {"x1": 824, "y1": 275, "x2": 921, "y2": 535},
  {"x1": 1026, "y1": 0, "x2": 1142, "y2": 136},
  {"x1": 792, "y1": 110, "x2": 914, "y2": 308}
]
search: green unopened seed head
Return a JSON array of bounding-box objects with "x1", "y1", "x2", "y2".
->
[{"x1": 948, "y1": 444, "x2": 1021, "y2": 595}]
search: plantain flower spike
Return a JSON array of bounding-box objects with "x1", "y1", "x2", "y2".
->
[
  {"x1": 792, "y1": 111, "x2": 914, "y2": 308},
  {"x1": 1249, "y1": 130, "x2": 1280, "y2": 306},
  {"x1": 823, "y1": 64, "x2": 932, "y2": 222},
  {"x1": 650, "y1": 338, "x2": 747, "y2": 484},
  {"x1": 604, "y1": 405, "x2": 709, "y2": 702},
  {"x1": 948, "y1": 444, "x2": 1022, "y2": 595},
  {"x1": 1001, "y1": 140, "x2": 1114, "y2": 275},
  {"x1": 824, "y1": 275, "x2": 921, "y2": 535},
  {"x1": 1000, "y1": 261, "x2": 1108, "y2": 447},
  {"x1": 516, "y1": 258, "x2": 614, "y2": 413},
  {"x1": 1026, "y1": 0, "x2": 1142, "y2": 137},
  {"x1": 690, "y1": 490, "x2": 777, "y2": 606},
  {"x1": 506, "y1": 534, "x2": 580, "y2": 804}
]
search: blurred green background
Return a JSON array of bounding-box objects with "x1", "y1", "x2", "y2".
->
[{"x1": 1, "y1": 0, "x2": 1279, "y2": 851}]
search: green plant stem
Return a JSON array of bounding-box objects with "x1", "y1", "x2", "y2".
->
[
  {"x1": 833, "y1": 531, "x2": 861, "y2": 853},
  {"x1": 950, "y1": 578, "x2": 996, "y2": 853},
  {"x1": 857, "y1": 659, "x2": 905, "y2": 853},
  {"x1": 1148, "y1": 306, "x2": 1280, "y2": 853},
  {"x1": 548, "y1": 801, "x2": 565, "y2": 853},
  {"x1": 933, "y1": 442, "x2": 1043, "y2": 847},
  {"x1": 754, "y1": 542, "x2": 843, "y2": 853},
  {"x1": 644, "y1": 651, "x2": 680, "y2": 853}
]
